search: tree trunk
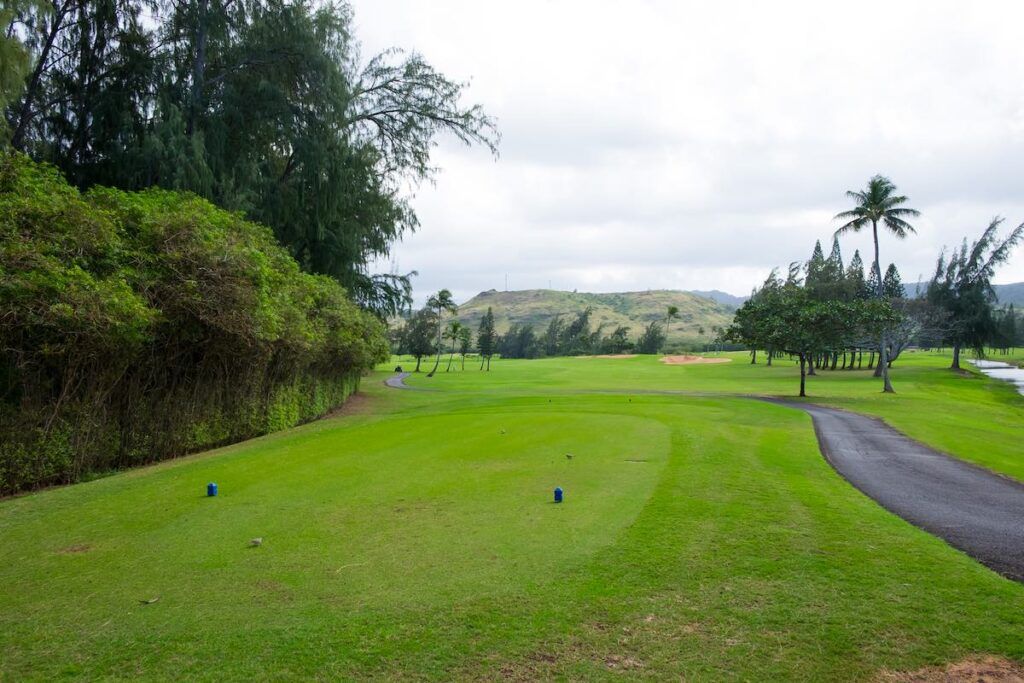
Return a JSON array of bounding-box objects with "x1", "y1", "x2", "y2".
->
[
  {"x1": 766, "y1": 350, "x2": 773, "y2": 367},
  {"x1": 188, "y1": 0, "x2": 209, "y2": 135},
  {"x1": 872, "y1": 220, "x2": 895, "y2": 393},
  {"x1": 486, "y1": 355, "x2": 491, "y2": 371},
  {"x1": 750, "y1": 349, "x2": 757, "y2": 364},
  {"x1": 10, "y1": 1, "x2": 69, "y2": 150},
  {"x1": 427, "y1": 316, "x2": 442, "y2": 376},
  {"x1": 867, "y1": 350, "x2": 874, "y2": 369},
  {"x1": 414, "y1": 355, "x2": 422, "y2": 372},
  {"x1": 951, "y1": 344, "x2": 961, "y2": 370},
  {"x1": 799, "y1": 353, "x2": 807, "y2": 397},
  {"x1": 830, "y1": 352, "x2": 838, "y2": 371},
  {"x1": 446, "y1": 346, "x2": 455, "y2": 371}
]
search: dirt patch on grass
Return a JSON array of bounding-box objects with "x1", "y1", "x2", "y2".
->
[
  {"x1": 660, "y1": 355, "x2": 732, "y2": 365},
  {"x1": 591, "y1": 354, "x2": 638, "y2": 359},
  {"x1": 877, "y1": 656, "x2": 1024, "y2": 682},
  {"x1": 323, "y1": 392, "x2": 375, "y2": 419},
  {"x1": 56, "y1": 543, "x2": 91, "y2": 554}
]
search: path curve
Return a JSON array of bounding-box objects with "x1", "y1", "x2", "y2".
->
[
  {"x1": 771, "y1": 400, "x2": 1024, "y2": 582},
  {"x1": 384, "y1": 372, "x2": 412, "y2": 389}
]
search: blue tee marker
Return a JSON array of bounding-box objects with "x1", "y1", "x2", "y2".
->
[
  {"x1": 207, "y1": 482, "x2": 218, "y2": 497},
  {"x1": 554, "y1": 486, "x2": 563, "y2": 503}
]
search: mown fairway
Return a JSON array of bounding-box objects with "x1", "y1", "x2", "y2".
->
[{"x1": 1, "y1": 352, "x2": 1023, "y2": 679}]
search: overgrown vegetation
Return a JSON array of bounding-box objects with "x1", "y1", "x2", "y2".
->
[{"x1": 0, "y1": 155, "x2": 388, "y2": 493}]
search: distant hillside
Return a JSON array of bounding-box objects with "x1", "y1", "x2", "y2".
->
[
  {"x1": 903, "y1": 281, "x2": 1024, "y2": 306},
  {"x1": 687, "y1": 289, "x2": 748, "y2": 308},
  {"x1": 456, "y1": 289, "x2": 734, "y2": 343}
]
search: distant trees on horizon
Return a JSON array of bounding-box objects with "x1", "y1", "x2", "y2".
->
[{"x1": 728, "y1": 175, "x2": 1024, "y2": 395}]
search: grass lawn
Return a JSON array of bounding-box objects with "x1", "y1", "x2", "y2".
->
[{"x1": 1, "y1": 351, "x2": 1022, "y2": 679}]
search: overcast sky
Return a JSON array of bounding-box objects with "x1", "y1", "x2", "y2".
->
[{"x1": 355, "y1": 1, "x2": 1024, "y2": 305}]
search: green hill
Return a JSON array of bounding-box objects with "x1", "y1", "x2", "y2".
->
[{"x1": 455, "y1": 289, "x2": 734, "y2": 344}]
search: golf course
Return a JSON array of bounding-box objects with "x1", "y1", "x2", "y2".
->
[{"x1": 2, "y1": 352, "x2": 1023, "y2": 680}]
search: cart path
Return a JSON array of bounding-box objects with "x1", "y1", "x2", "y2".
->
[
  {"x1": 384, "y1": 372, "x2": 412, "y2": 389},
  {"x1": 770, "y1": 400, "x2": 1024, "y2": 582}
]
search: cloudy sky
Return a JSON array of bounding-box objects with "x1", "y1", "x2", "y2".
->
[{"x1": 354, "y1": 1, "x2": 1024, "y2": 305}]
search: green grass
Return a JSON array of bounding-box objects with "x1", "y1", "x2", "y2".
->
[
  {"x1": 400, "y1": 350, "x2": 1024, "y2": 481},
  {"x1": 1, "y1": 351, "x2": 1023, "y2": 679}
]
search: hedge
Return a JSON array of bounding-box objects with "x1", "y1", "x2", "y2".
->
[{"x1": 0, "y1": 154, "x2": 388, "y2": 493}]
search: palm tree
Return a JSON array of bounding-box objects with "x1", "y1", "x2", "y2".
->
[
  {"x1": 425, "y1": 289, "x2": 457, "y2": 377},
  {"x1": 444, "y1": 320, "x2": 464, "y2": 372},
  {"x1": 834, "y1": 175, "x2": 919, "y2": 393},
  {"x1": 662, "y1": 305, "x2": 680, "y2": 353}
]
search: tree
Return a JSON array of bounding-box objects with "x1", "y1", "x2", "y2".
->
[
  {"x1": 402, "y1": 309, "x2": 436, "y2": 372},
  {"x1": 457, "y1": 325, "x2": 472, "y2": 370},
  {"x1": 4, "y1": 0, "x2": 498, "y2": 316},
  {"x1": 498, "y1": 324, "x2": 539, "y2": 359},
  {"x1": 602, "y1": 325, "x2": 632, "y2": 355},
  {"x1": 560, "y1": 307, "x2": 594, "y2": 355},
  {"x1": 635, "y1": 321, "x2": 666, "y2": 354},
  {"x1": 663, "y1": 305, "x2": 680, "y2": 350},
  {"x1": 727, "y1": 282, "x2": 895, "y2": 396},
  {"x1": 0, "y1": 0, "x2": 46, "y2": 136},
  {"x1": 926, "y1": 218, "x2": 1024, "y2": 369},
  {"x1": 477, "y1": 307, "x2": 497, "y2": 370},
  {"x1": 835, "y1": 174, "x2": 920, "y2": 393},
  {"x1": 542, "y1": 314, "x2": 565, "y2": 356},
  {"x1": 444, "y1": 320, "x2": 464, "y2": 372},
  {"x1": 425, "y1": 289, "x2": 457, "y2": 376},
  {"x1": 882, "y1": 263, "x2": 904, "y2": 300},
  {"x1": 845, "y1": 250, "x2": 871, "y2": 300}
]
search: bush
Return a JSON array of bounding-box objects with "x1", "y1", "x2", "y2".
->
[{"x1": 0, "y1": 154, "x2": 388, "y2": 493}]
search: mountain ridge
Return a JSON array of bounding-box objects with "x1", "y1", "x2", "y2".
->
[{"x1": 454, "y1": 288, "x2": 735, "y2": 343}]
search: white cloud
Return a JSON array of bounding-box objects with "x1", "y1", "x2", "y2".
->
[{"x1": 357, "y1": 0, "x2": 1024, "y2": 305}]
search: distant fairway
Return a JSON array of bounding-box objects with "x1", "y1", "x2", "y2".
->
[{"x1": 2, "y1": 352, "x2": 1023, "y2": 679}]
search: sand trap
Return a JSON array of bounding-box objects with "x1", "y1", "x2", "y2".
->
[
  {"x1": 659, "y1": 355, "x2": 732, "y2": 365},
  {"x1": 591, "y1": 354, "x2": 638, "y2": 359},
  {"x1": 877, "y1": 656, "x2": 1024, "y2": 682}
]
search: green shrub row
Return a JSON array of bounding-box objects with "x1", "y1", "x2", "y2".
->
[{"x1": 0, "y1": 155, "x2": 388, "y2": 493}]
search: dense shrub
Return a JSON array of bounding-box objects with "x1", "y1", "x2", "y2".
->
[{"x1": 0, "y1": 155, "x2": 388, "y2": 493}]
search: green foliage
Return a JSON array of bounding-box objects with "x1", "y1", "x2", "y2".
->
[
  {"x1": 635, "y1": 321, "x2": 666, "y2": 354},
  {"x1": 397, "y1": 308, "x2": 438, "y2": 370},
  {"x1": 727, "y1": 268, "x2": 897, "y2": 395},
  {"x1": 0, "y1": 154, "x2": 387, "y2": 493},
  {"x1": 497, "y1": 324, "x2": 540, "y2": 359},
  {"x1": 5, "y1": 0, "x2": 496, "y2": 317},
  {"x1": 476, "y1": 307, "x2": 497, "y2": 368},
  {"x1": 927, "y1": 218, "x2": 1024, "y2": 365}
]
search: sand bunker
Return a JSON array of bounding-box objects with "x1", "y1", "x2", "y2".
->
[
  {"x1": 591, "y1": 354, "x2": 638, "y2": 359},
  {"x1": 659, "y1": 355, "x2": 732, "y2": 365},
  {"x1": 877, "y1": 656, "x2": 1024, "y2": 682}
]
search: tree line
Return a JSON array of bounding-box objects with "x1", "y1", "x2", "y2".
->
[
  {"x1": 727, "y1": 176, "x2": 1023, "y2": 396},
  {"x1": 392, "y1": 298, "x2": 728, "y2": 368},
  {"x1": 1, "y1": 0, "x2": 496, "y2": 316}
]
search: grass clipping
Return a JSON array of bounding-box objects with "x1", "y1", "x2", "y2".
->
[{"x1": 877, "y1": 656, "x2": 1024, "y2": 682}]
